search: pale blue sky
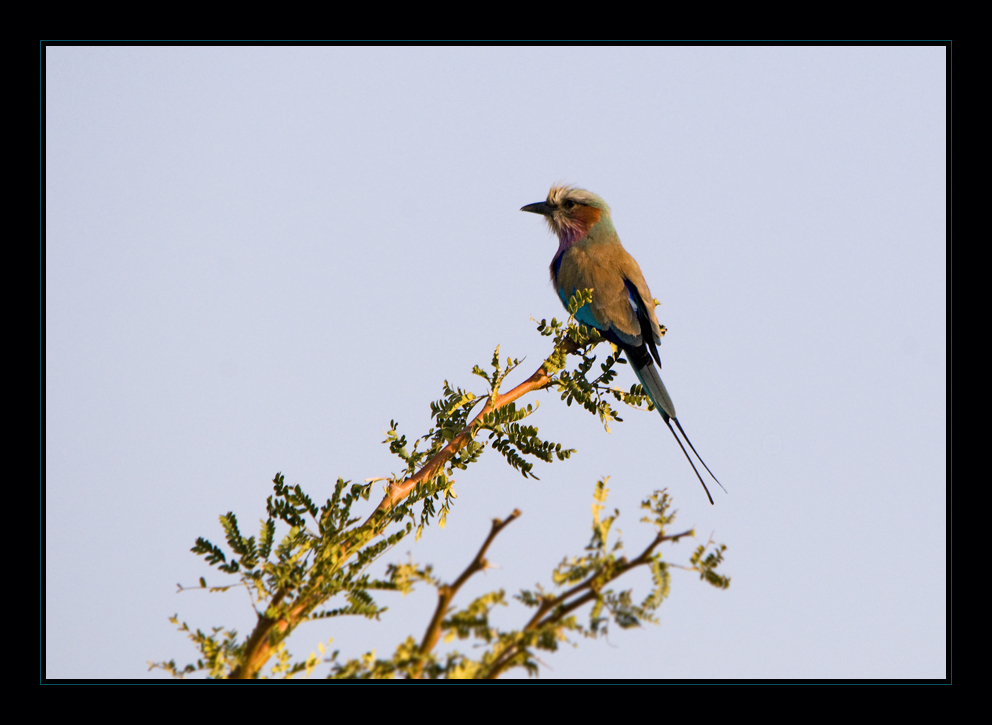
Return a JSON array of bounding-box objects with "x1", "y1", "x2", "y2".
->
[{"x1": 46, "y1": 46, "x2": 947, "y2": 679}]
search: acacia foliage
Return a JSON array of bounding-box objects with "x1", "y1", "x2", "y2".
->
[{"x1": 151, "y1": 292, "x2": 730, "y2": 679}]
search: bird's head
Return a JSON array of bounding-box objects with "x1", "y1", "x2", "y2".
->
[{"x1": 521, "y1": 184, "x2": 612, "y2": 245}]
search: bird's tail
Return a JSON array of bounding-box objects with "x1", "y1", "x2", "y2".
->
[{"x1": 631, "y1": 359, "x2": 725, "y2": 505}]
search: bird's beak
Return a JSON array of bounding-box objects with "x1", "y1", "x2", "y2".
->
[{"x1": 521, "y1": 201, "x2": 552, "y2": 216}]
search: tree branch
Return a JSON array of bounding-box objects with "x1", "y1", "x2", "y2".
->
[
  {"x1": 229, "y1": 337, "x2": 582, "y2": 679},
  {"x1": 412, "y1": 510, "x2": 521, "y2": 678},
  {"x1": 483, "y1": 527, "x2": 694, "y2": 679},
  {"x1": 365, "y1": 339, "x2": 581, "y2": 527}
]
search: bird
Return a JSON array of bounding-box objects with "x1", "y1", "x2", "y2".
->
[{"x1": 522, "y1": 184, "x2": 723, "y2": 504}]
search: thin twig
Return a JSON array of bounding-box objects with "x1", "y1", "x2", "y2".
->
[
  {"x1": 483, "y1": 527, "x2": 694, "y2": 679},
  {"x1": 412, "y1": 510, "x2": 522, "y2": 678}
]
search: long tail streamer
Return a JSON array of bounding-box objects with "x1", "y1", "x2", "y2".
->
[{"x1": 632, "y1": 359, "x2": 725, "y2": 505}]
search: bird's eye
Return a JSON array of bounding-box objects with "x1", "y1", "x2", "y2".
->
[{"x1": 564, "y1": 200, "x2": 576, "y2": 209}]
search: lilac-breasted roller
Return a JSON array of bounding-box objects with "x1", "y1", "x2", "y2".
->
[{"x1": 522, "y1": 184, "x2": 723, "y2": 504}]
